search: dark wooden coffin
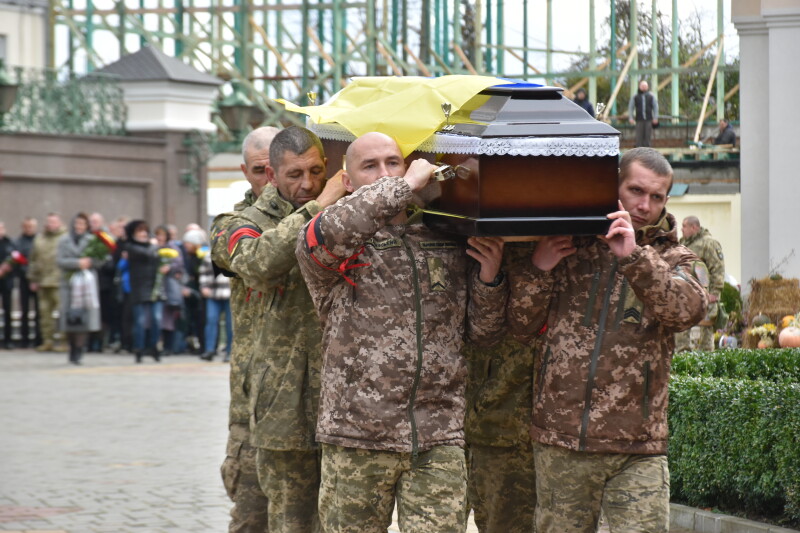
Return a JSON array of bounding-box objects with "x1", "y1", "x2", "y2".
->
[{"x1": 316, "y1": 84, "x2": 620, "y2": 237}]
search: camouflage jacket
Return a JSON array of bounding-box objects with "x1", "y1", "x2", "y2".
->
[
  {"x1": 210, "y1": 188, "x2": 256, "y2": 429},
  {"x1": 27, "y1": 227, "x2": 67, "y2": 288},
  {"x1": 221, "y1": 185, "x2": 324, "y2": 451},
  {"x1": 296, "y1": 176, "x2": 507, "y2": 454},
  {"x1": 465, "y1": 243, "x2": 536, "y2": 449},
  {"x1": 680, "y1": 227, "x2": 725, "y2": 297},
  {"x1": 507, "y1": 211, "x2": 707, "y2": 455}
]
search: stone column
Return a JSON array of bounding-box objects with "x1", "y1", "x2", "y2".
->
[
  {"x1": 765, "y1": 8, "x2": 800, "y2": 280},
  {"x1": 732, "y1": 11, "x2": 770, "y2": 287}
]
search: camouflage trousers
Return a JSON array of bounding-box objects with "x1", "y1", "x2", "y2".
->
[
  {"x1": 319, "y1": 443, "x2": 467, "y2": 533},
  {"x1": 467, "y1": 443, "x2": 536, "y2": 533},
  {"x1": 220, "y1": 424, "x2": 270, "y2": 533},
  {"x1": 675, "y1": 325, "x2": 714, "y2": 352},
  {"x1": 255, "y1": 447, "x2": 321, "y2": 533},
  {"x1": 533, "y1": 443, "x2": 669, "y2": 533},
  {"x1": 38, "y1": 287, "x2": 59, "y2": 345}
]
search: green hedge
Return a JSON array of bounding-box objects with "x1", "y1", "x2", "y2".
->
[
  {"x1": 668, "y1": 375, "x2": 800, "y2": 524},
  {"x1": 672, "y1": 348, "x2": 800, "y2": 383}
]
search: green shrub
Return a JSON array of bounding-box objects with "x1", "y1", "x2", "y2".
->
[
  {"x1": 669, "y1": 375, "x2": 800, "y2": 524},
  {"x1": 672, "y1": 348, "x2": 800, "y2": 383}
]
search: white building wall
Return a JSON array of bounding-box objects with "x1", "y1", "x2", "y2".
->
[
  {"x1": 733, "y1": 2, "x2": 800, "y2": 290},
  {"x1": 669, "y1": 194, "x2": 742, "y2": 287},
  {"x1": 0, "y1": 4, "x2": 46, "y2": 68}
]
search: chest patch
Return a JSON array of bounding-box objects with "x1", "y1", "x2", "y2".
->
[
  {"x1": 420, "y1": 240, "x2": 460, "y2": 250},
  {"x1": 427, "y1": 257, "x2": 449, "y2": 292}
]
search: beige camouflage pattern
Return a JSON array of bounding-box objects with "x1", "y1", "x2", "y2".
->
[
  {"x1": 467, "y1": 443, "x2": 535, "y2": 533},
  {"x1": 507, "y1": 211, "x2": 707, "y2": 455},
  {"x1": 296, "y1": 176, "x2": 507, "y2": 454},
  {"x1": 210, "y1": 188, "x2": 258, "y2": 428},
  {"x1": 676, "y1": 227, "x2": 725, "y2": 352},
  {"x1": 255, "y1": 448, "x2": 321, "y2": 533},
  {"x1": 319, "y1": 443, "x2": 467, "y2": 533},
  {"x1": 221, "y1": 424, "x2": 270, "y2": 533},
  {"x1": 533, "y1": 442, "x2": 669, "y2": 533},
  {"x1": 222, "y1": 184, "x2": 324, "y2": 451},
  {"x1": 211, "y1": 190, "x2": 270, "y2": 533}
]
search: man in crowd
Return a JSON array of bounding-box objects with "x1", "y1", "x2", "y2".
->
[
  {"x1": 16, "y1": 217, "x2": 41, "y2": 348},
  {"x1": 210, "y1": 125, "x2": 280, "y2": 532},
  {"x1": 675, "y1": 215, "x2": 726, "y2": 352},
  {"x1": 296, "y1": 131, "x2": 507, "y2": 532},
  {"x1": 27, "y1": 213, "x2": 67, "y2": 352},
  {"x1": 628, "y1": 80, "x2": 659, "y2": 147},
  {"x1": 506, "y1": 147, "x2": 707, "y2": 532},
  {"x1": 218, "y1": 125, "x2": 346, "y2": 532}
]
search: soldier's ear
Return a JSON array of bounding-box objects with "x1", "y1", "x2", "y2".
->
[
  {"x1": 266, "y1": 166, "x2": 278, "y2": 186},
  {"x1": 342, "y1": 171, "x2": 355, "y2": 193}
]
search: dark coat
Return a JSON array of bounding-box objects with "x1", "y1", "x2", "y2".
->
[{"x1": 125, "y1": 240, "x2": 161, "y2": 304}]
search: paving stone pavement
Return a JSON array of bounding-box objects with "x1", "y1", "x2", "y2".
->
[{"x1": 0, "y1": 350, "x2": 700, "y2": 533}]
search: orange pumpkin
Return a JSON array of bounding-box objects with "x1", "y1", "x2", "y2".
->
[
  {"x1": 757, "y1": 338, "x2": 775, "y2": 349},
  {"x1": 781, "y1": 315, "x2": 797, "y2": 328},
  {"x1": 778, "y1": 326, "x2": 800, "y2": 348}
]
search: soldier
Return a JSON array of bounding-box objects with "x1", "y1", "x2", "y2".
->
[
  {"x1": 216, "y1": 126, "x2": 346, "y2": 533},
  {"x1": 506, "y1": 147, "x2": 707, "y2": 533},
  {"x1": 210, "y1": 126, "x2": 278, "y2": 532},
  {"x1": 675, "y1": 215, "x2": 725, "y2": 352},
  {"x1": 296, "y1": 132, "x2": 507, "y2": 533},
  {"x1": 27, "y1": 213, "x2": 67, "y2": 352},
  {"x1": 465, "y1": 245, "x2": 537, "y2": 533}
]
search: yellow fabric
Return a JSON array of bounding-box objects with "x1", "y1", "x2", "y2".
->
[{"x1": 277, "y1": 75, "x2": 505, "y2": 156}]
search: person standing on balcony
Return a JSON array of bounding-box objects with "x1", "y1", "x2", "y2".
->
[{"x1": 628, "y1": 80, "x2": 659, "y2": 147}]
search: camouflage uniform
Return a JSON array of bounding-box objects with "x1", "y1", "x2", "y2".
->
[
  {"x1": 220, "y1": 184, "x2": 324, "y2": 533},
  {"x1": 675, "y1": 227, "x2": 725, "y2": 352},
  {"x1": 465, "y1": 242, "x2": 537, "y2": 533},
  {"x1": 296, "y1": 176, "x2": 507, "y2": 533},
  {"x1": 210, "y1": 188, "x2": 270, "y2": 533},
  {"x1": 506, "y1": 211, "x2": 707, "y2": 533},
  {"x1": 27, "y1": 226, "x2": 67, "y2": 349}
]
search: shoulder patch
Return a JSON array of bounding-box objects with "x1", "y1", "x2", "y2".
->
[
  {"x1": 228, "y1": 224, "x2": 261, "y2": 257},
  {"x1": 365, "y1": 238, "x2": 402, "y2": 251}
]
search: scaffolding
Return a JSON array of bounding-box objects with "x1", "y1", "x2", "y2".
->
[{"x1": 50, "y1": 0, "x2": 737, "y2": 131}]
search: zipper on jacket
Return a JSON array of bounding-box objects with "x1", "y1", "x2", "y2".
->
[
  {"x1": 401, "y1": 237, "x2": 424, "y2": 462},
  {"x1": 582, "y1": 271, "x2": 602, "y2": 327},
  {"x1": 642, "y1": 361, "x2": 651, "y2": 419},
  {"x1": 579, "y1": 258, "x2": 618, "y2": 451},
  {"x1": 536, "y1": 346, "x2": 551, "y2": 405}
]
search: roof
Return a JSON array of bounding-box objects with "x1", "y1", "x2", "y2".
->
[{"x1": 95, "y1": 46, "x2": 222, "y2": 86}]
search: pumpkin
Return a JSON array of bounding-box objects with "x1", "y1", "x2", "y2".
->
[
  {"x1": 757, "y1": 338, "x2": 775, "y2": 349},
  {"x1": 778, "y1": 326, "x2": 800, "y2": 348},
  {"x1": 781, "y1": 315, "x2": 796, "y2": 328},
  {"x1": 752, "y1": 314, "x2": 771, "y2": 327}
]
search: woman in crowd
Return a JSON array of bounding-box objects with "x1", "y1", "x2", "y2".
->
[
  {"x1": 124, "y1": 220, "x2": 163, "y2": 363},
  {"x1": 56, "y1": 212, "x2": 102, "y2": 364}
]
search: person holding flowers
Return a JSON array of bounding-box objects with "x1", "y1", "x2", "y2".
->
[
  {"x1": 154, "y1": 225, "x2": 184, "y2": 356},
  {"x1": 56, "y1": 213, "x2": 103, "y2": 364},
  {"x1": 123, "y1": 219, "x2": 164, "y2": 363}
]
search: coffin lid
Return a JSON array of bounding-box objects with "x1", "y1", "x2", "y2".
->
[{"x1": 301, "y1": 78, "x2": 620, "y2": 157}]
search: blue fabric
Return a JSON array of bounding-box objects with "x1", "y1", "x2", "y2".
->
[
  {"x1": 204, "y1": 298, "x2": 232, "y2": 355},
  {"x1": 132, "y1": 301, "x2": 163, "y2": 351}
]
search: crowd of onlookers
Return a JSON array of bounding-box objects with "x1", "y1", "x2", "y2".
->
[{"x1": 0, "y1": 212, "x2": 232, "y2": 364}]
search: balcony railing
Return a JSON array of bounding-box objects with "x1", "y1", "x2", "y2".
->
[{"x1": 0, "y1": 66, "x2": 126, "y2": 136}]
